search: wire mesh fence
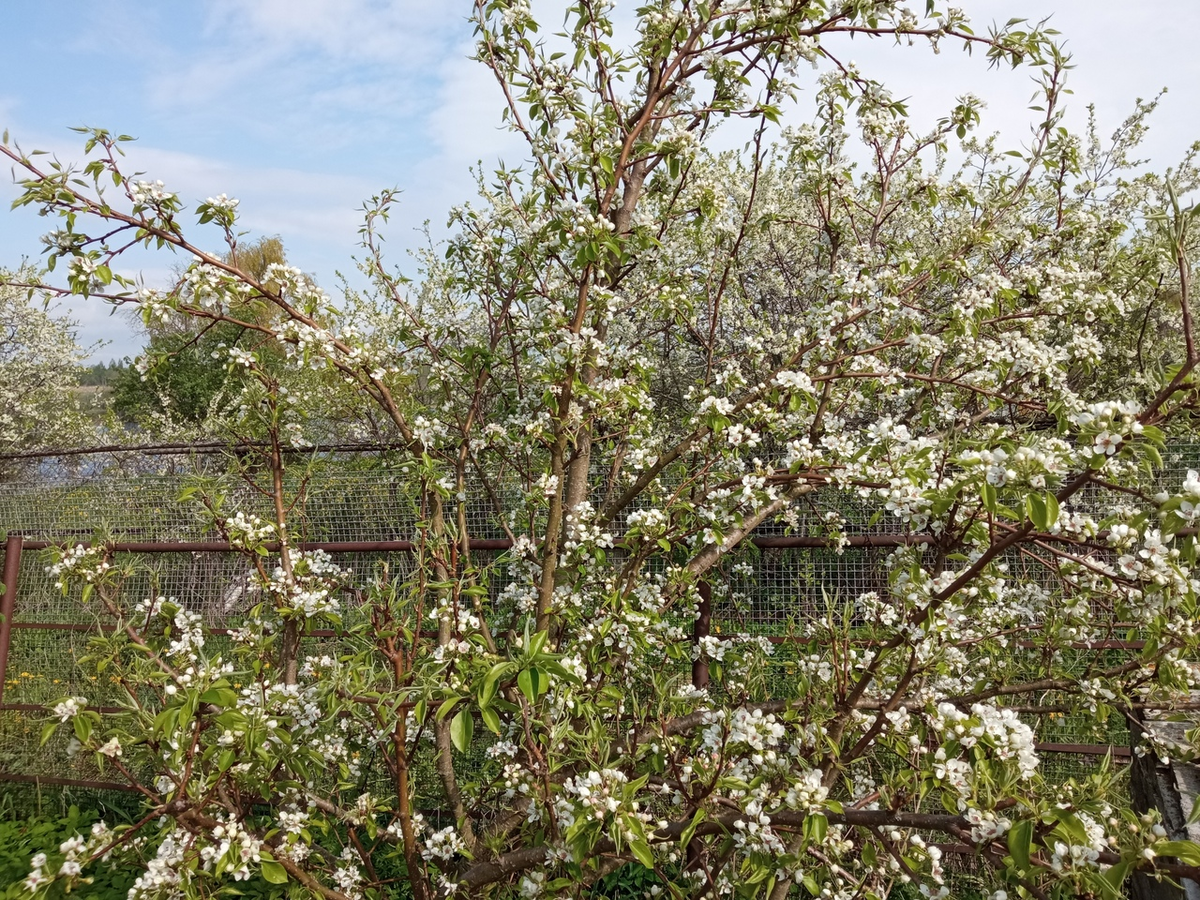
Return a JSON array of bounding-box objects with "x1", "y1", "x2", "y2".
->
[{"x1": 1, "y1": 443, "x2": 1195, "y2": 820}]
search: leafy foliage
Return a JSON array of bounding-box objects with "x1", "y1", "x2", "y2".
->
[{"x1": 0, "y1": 809, "x2": 133, "y2": 900}]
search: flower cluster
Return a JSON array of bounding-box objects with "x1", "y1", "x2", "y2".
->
[{"x1": 45, "y1": 544, "x2": 110, "y2": 589}]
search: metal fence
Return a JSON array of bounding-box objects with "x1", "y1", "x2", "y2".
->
[{"x1": 4, "y1": 440, "x2": 1193, "y2": 791}]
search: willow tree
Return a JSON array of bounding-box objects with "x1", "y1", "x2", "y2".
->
[{"x1": 7, "y1": 2, "x2": 1200, "y2": 899}]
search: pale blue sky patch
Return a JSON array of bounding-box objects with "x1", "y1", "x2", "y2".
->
[{"x1": 2, "y1": 1, "x2": 1197, "y2": 360}]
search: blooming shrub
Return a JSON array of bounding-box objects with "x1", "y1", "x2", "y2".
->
[{"x1": 5, "y1": 1, "x2": 1200, "y2": 899}]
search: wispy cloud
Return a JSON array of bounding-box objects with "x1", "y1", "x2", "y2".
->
[
  {"x1": 204, "y1": 0, "x2": 463, "y2": 63},
  {"x1": 125, "y1": 146, "x2": 380, "y2": 241},
  {"x1": 144, "y1": 2, "x2": 464, "y2": 124}
]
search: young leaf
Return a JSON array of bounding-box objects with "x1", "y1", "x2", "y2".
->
[
  {"x1": 450, "y1": 708, "x2": 473, "y2": 753},
  {"x1": 260, "y1": 860, "x2": 288, "y2": 884},
  {"x1": 629, "y1": 839, "x2": 654, "y2": 868},
  {"x1": 1008, "y1": 819, "x2": 1033, "y2": 871}
]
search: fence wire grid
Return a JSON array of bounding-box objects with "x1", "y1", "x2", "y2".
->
[{"x1": 1, "y1": 443, "x2": 1196, "y2": 834}]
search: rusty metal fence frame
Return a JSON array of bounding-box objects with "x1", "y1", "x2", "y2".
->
[
  {"x1": 5, "y1": 436, "x2": 1181, "y2": 791},
  {"x1": 0, "y1": 526, "x2": 1135, "y2": 793}
]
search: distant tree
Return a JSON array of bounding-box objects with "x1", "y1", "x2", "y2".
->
[
  {"x1": 78, "y1": 358, "x2": 130, "y2": 386},
  {"x1": 0, "y1": 271, "x2": 93, "y2": 458},
  {"x1": 109, "y1": 236, "x2": 289, "y2": 432}
]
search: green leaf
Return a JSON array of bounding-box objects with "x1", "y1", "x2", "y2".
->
[
  {"x1": 1043, "y1": 492, "x2": 1060, "y2": 527},
  {"x1": 1144, "y1": 443, "x2": 1164, "y2": 469},
  {"x1": 1099, "y1": 859, "x2": 1132, "y2": 899},
  {"x1": 518, "y1": 667, "x2": 543, "y2": 704},
  {"x1": 981, "y1": 480, "x2": 998, "y2": 513},
  {"x1": 805, "y1": 813, "x2": 827, "y2": 845},
  {"x1": 480, "y1": 706, "x2": 501, "y2": 735},
  {"x1": 260, "y1": 860, "x2": 288, "y2": 884},
  {"x1": 199, "y1": 687, "x2": 238, "y2": 709},
  {"x1": 629, "y1": 839, "x2": 654, "y2": 868},
  {"x1": 1008, "y1": 819, "x2": 1033, "y2": 871},
  {"x1": 154, "y1": 706, "x2": 180, "y2": 739},
  {"x1": 1156, "y1": 841, "x2": 1200, "y2": 866},
  {"x1": 72, "y1": 714, "x2": 93, "y2": 744},
  {"x1": 680, "y1": 808, "x2": 705, "y2": 848},
  {"x1": 540, "y1": 660, "x2": 580, "y2": 683},
  {"x1": 1026, "y1": 493, "x2": 1049, "y2": 530},
  {"x1": 436, "y1": 696, "x2": 461, "y2": 721},
  {"x1": 450, "y1": 708, "x2": 473, "y2": 753},
  {"x1": 480, "y1": 661, "x2": 510, "y2": 708},
  {"x1": 527, "y1": 629, "x2": 548, "y2": 656}
]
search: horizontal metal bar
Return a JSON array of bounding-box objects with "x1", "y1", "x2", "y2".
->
[
  {"x1": 0, "y1": 440, "x2": 417, "y2": 461},
  {"x1": 745, "y1": 633, "x2": 1146, "y2": 650},
  {"x1": 19, "y1": 540, "x2": 419, "y2": 553},
  {"x1": 0, "y1": 745, "x2": 1135, "y2": 796},
  {"x1": 17, "y1": 534, "x2": 929, "y2": 553},
  {"x1": 752, "y1": 534, "x2": 933, "y2": 548},
  {"x1": 8, "y1": 622, "x2": 342, "y2": 637},
  {"x1": 0, "y1": 702, "x2": 125, "y2": 714},
  {"x1": 1015, "y1": 640, "x2": 1145, "y2": 650},
  {"x1": 1035, "y1": 742, "x2": 1131, "y2": 758},
  {"x1": 7, "y1": 618, "x2": 1141, "y2": 653},
  {"x1": 0, "y1": 772, "x2": 138, "y2": 791}
]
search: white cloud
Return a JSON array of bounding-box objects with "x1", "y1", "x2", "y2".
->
[
  {"x1": 204, "y1": 0, "x2": 461, "y2": 64},
  {"x1": 804, "y1": 1, "x2": 1200, "y2": 163},
  {"x1": 124, "y1": 146, "x2": 378, "y2": 240},
  {"x1": 57, "y1": 291, "x2": 146, "y2": 361},
  {"x1": 143, "y1": 2, "x2": 463, "y2": 116},
  {"x1": 372, "y1": 41, "x2": 531, "y2": 261},
  {"x1": 426, "y1": 44, "x2": 525, "y2": 165}
]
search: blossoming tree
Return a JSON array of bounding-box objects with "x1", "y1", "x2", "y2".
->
[
  {"x1": 6, "y1": 1, "x2": 1200, "y2": 899},
  {"x1": 0, "y1": 271, "x2": 93, "y2": 460}
]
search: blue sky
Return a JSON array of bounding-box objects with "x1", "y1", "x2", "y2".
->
[{"x1": 2, "y1": 1, "x2": 1198, "y2": 361}]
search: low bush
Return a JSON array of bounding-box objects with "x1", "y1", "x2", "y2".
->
[
  {"x1": 0, "y1": 808, "x2": 132, "y2": 899},
  {"x1": 0, "y1": 805, "x2": 285, "y2": 898}
]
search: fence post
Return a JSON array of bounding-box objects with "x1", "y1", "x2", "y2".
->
[
  {"x1": 0, "y1": 534, "x2": 23, "y2": 708},
  {"x1": 692, "y1": 580, "x2": 712, "y2": 689},
  {"x1": 1129, "y1": 710, "x2": 1200, "y2": 900}
]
